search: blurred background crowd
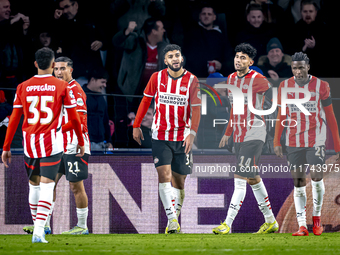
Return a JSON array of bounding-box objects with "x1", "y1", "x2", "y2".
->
[{"x1": 0, "y1": 0, "x2": 339, "y2": 151}]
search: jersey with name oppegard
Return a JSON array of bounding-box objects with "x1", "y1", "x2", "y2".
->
[
  {"x1": 13, "y1": 74, "x2": 77, "y2": 158},
  {"x1": 277, "y1": 75, "x2": 330, "y2": 148},
  {"x1": 143, "y1": 69, "x2": 201, "y2": 141},
  {"x1": 227, "y1": 70, "x2": 271, "y2": 143},
  {"x1": 62, "y1": 79, "x2": 91, "y2": 155}
]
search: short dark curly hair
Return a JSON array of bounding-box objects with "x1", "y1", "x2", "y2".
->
[
  {"x1": 35, "y1": 47, "x2": 55, "y2": 70},
  {"x1": 291, "y1": 52, "x2": 310, "y2": 64},
  {"x1": 235, "y1": 43, "x2": 257, "y2": 60},
  {"x1": 163, "y1": 44, "x2": 182, "y2": 57}
]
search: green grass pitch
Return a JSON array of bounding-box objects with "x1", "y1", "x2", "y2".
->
[{"x1": 1, "y1": 233, "x2": 340, "y2": 254}]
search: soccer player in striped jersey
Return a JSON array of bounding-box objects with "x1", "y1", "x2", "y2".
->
[
  {"x1": 133, "y1": 44, "x2": 201, "y2": 234},
  {"x1": 1, "y1": 47, "x2": 84, "y2": 243},
  {"x1": 213, "y1": 43, "x2": 278, "y2": 235},
  {"x1": 49, "y1": 56, "x2": 90, "y2": 235},
  {"x1": 274, "y1": 52, "x2": 340, "y2": 236}
]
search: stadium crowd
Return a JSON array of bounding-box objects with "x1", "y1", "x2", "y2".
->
[{"x1": 0, "y1": 0, "x2": 338, "y2": 150}]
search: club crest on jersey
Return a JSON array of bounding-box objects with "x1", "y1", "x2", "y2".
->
[
  {"x1": 242, "y1": 84, "x2": 249, "y2": 90},
  {"x1": 69, "y1": 90, "x2": 75, "y2": 99},
  {"x1": 154, "y1": 157, "x2": 159, "y2": 164}
]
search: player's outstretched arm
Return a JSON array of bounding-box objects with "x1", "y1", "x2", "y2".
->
[
  {"x1": 219, "y1": 107, "x2": 233, "y2": 148},
  {"x1": 273, "y1": 107, "x2": 285, "y2": 158},
  {"x1": 183, "y1": 134, "x2": 194, "y2": 155},
  {"x1": 323, "y1": 104, "x2": 340, "y2": 160},
  {"x1": 2, "y1": 108, "x2": 23, "y2": 167},
  {"x1": 1, "y1": 151, "x2": 12, "y2": 168},
  {"x1": 65, "y1": 107, "x2": 85, "y2": 157},
  {"x1": 133, "y1": 96, "x2": 152, "y2": 146},
  {"x1": 183, "y1": 105, "x2": 201, "y2": 154},
  {"x1": 133, "y1": 127, "x2": 144, "y2": 146},
  {"x1": 219, "y1": 135, "x2": 230, "y2": 148}
]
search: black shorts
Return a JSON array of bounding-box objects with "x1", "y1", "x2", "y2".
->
[
  {"x1": 24, "y1": 152, "x2": 63, "y2": 181},
  {"x1": 234, "y1": 140, "x2": 264, "y2": 178},
  {"x1": 58, "y1": 153, "x2": 89, "y2": 182},
  {"x1": 151, "y1": 139, "x2": 193, "y2": 175},
  {"x1": 286, "y1": 146, "x2": 325, "y2": 174}
]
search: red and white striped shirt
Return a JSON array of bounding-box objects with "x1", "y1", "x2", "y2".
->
[
  {"x1": 143, "y1": 69, "x2": 201, "y2": 141},
  {"x1": 227, "y1": 70, "x2": 271, "y2": 143},
  {"x1": 62, "y1": 80, "x2": 91, "y2": 155},
  {"x1": 278, "y1": 75, "x2": 330, "y2": 148},
  {"x1": 13, "y1": 74, "x2": 76, "y2": 158}
]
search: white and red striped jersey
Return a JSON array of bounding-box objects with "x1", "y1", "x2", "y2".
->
[
  {"x1": 143, "y1": 69, "x2": 201, "y2": 141},
  {"x1": 62, "y1": 79, "x2": 91, "y2": 155},
  {"x1": 227, "y1": 70, "x2": 271, "y2": 143},
  {"x1": 13, "y1": 74, "x2": 76, "y2": 158},
  {"x1": 278, "y1": 75, "x2": 330, "y2": 148}
]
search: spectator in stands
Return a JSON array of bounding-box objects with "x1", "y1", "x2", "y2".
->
[
  {"x1": 247, "y1": 0, "x2": 285, "y2": 25},
  {"x1": 284, "y1": 0, "x2": 328, "y2": 76},
  {"x1": 0, "y1": 0, "x2": 32, "y2": 103},
  {"x1": 277, "y1": 0, "x2": 322, "y2": 24},
  {"x1": 235, "y1": 3, "x2": 276, "y2": 64},
  {"x1": 52, "y1": 0, "x2": 107, "y2": 85},
  {"x1": 183, "y1": 4, "x2": 234, "y2": 77},
  {"x1": 257, "y1": 37, "x2": 293, "y2": 87},
  {"x1": 107, "y1": 0, "x2": 166, "y2": 92},
  {"x1": 82, "y1": 68, "x2": 113, "y2": 151},
  {"x1": 0, "y1": 90, "x2": 12, "y2": 148},
  {"x1": 112, "y1": 17, "x2": 168, "y2": 147}
]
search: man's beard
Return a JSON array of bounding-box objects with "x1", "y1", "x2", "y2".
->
[{"x1": 167, "y1": 61, "x2": 183, "y2": 72}]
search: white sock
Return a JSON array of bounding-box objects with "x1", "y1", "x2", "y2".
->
[
  {"x1": 77, "y1": 207, "x2": 88, "y2": 229},
  {"x1": 173, "y1": 187, "x2": 185, "y2": 219},
  {"x1": 33, "y1": 182, "x2": 55, "y2": 237},
  {"x1": 45, "y1": 201, "x2": 55, "y2": 227},
  {"x1": 250, "y1": 180, "x2": 275, "y2": 224},
  {"x1": 28, "y1": 183, "x2": 40, "y2": 223},
  {"x1": 294, "y1": 186, "x2": 307, "y2": 228},
  {"x1": 225, "y1": 178, "x2": 247, "y2": 227},
  {"x1": 159, "y1": 183, "x2": 177, "y2": 221},
  {"x1": 311, "y1": 179, "x2": 325, "y2": 217}
]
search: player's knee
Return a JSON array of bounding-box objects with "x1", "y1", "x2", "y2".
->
[
  {"x1": 246, "y1": 176, "x2": 261, "y2": 185},
  {"x1": 293, "y1": 178, "x2": 306, "y2": 187},
  {"x1": 69, "y1": 181, "x2": 84, "y2": 195},
  {"x1": 157, "y1": 165, "x2": 172, "y2": 182},
  {"x1": 311, "y1": 177, "x2": 323, "y2": 182}
]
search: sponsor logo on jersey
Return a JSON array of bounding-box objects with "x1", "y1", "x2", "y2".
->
[{"x1": 179, "y1": 86, "x2": 187, "y2": 92}]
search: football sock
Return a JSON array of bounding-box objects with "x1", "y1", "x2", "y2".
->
[
  {"x1": 250, "y1": 180, "x2": 275, "y2": 224},
  {"x1": 173, "y1": 187, "x2": 185, "y2": 218},
  {"x1": 45, "y1": 201, "x2": 54, "y2": 227},
  {"x1": 28, "y1": 183, "x2": 40, "y2": 223},
  {"x1": 294, "y1": 186, "x2": 307, "y2": 228},
  {"x1": 225, "y1": 178, "x2": 247, "y2": 227},
  {"x1": 76, "y1": 207, "x2": 88, "y2": 229},
  {"x1": 33, "y1": 182, "x2": 55, "y2": 237},
  {"x1": 159, "y1": 182, "x2": 177, "y2": 221},
  {"x1": 311, "y1": 179, "x2": 325, "y2": 217}
]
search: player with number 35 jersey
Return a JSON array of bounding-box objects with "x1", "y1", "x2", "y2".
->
[
  {"x1": 1, "y1": 48, "x2": 84, "y2": 244},
  {"x1": 12, "y1": 74, "x2": 77, "y2": 158}
]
